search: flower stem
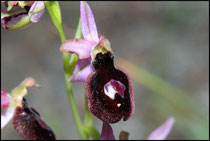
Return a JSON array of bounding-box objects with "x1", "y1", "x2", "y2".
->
[
  {"x1": 59, "y1": 20, "x2": 87, "y2": 140},
  {"x1": 84, "y1": 95, "x2": 93, "y2": 127},
  {"x1": 45, "y1": 2, "x2": 87, "y2": 139}
]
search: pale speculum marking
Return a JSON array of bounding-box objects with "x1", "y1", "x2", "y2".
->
[
  {"x1": 117, "y1": 103, "x2": 121, "y2": 107},
  {"x1": 104, "y1": 79, "x2": 125, "y2": 100}
]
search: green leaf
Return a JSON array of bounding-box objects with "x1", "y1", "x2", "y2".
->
[
  {"x1": 45, "y1": 1, "x2": 66, "y2": 43},
  {"x1": 84, "y1": 126, "x2": 100, "y2": 140},
  {"x1": 75, "y1": 18, "x2": 83, "y2": 39},
  {"x1": 45, "y1": 1, "x2": 62, "y2": 28}
]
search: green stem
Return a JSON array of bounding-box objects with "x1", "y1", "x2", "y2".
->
[
  {"x1": 45, "y1": 2, "x2": 87, "y2": 139},
  {"x1": 84, "y1": 95, "x2": 93, "y2": 126},
  {"x1": 60, "y1": 21, "x2": 87, "y2": 140}
]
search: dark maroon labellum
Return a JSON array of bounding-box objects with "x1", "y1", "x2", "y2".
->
[
  {"x1": 86, "y1": 52, "x2": 134, "y2": 123},
  {"x1": 12, "y1": 98, "x2": 56, "y2": 140}
]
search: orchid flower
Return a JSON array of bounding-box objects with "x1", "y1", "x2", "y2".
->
[
  {"x1": 60, "y1": 1, "x2": 109, "y2": 82},
  {"x1": 100, "y1": 117, "x2": 175, "y2": 140},
  {"x1": 1, "y1": 78, "x2": 39, "y2": 129},
  {"x1": 60, "y1": 1, "x2": 134, "y2": 124},
  {"x1": 1, "y1": 1, "x2": 45, "y2": 30},
  {"x1": 1, "y1": 78, "x2": 56, "y2": 140}
]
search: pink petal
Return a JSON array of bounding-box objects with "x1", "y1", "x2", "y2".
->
[
  {"x1": 80, "y1": 1, "x2": 99, "y2": 43},
  {"x1": 100, "y1": 122, "x2": 115, "y2": 140},
  {"x1": 72, "y1": 58, "x2": 91, "y2": 73},
  {"x1": 1, "y1": 89, "x2": 10, "y2": 109},
  {"x1": 29, "y1": 1, "x2": 45, "y2": 23},
  {"x1": 1, "y1": 103, "x2": 15, "y2": 129},
  {"x1": 60, "y1": 39, "x2": 94, "y2": 59},
  {"x1": 147, "y1": 117, "x2": 175, "y2": 140},
  {"x1": 70, "y1": 61, "x2": 93, "y2": 82}
]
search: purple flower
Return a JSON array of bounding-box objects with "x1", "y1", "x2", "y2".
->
[
  {"x1": 100, "y1": 117, "x2": 175, "y2": 140},
  {"x1": 1, "y1": 78, "x2": 56, "y2": 140},
  {"x1": 60, "y1": 1, "x2": 113, "y2": 82},
  {"x1": 147, "y1": 117, "x2": 175, "y2": 140},
  {"x1": 1, "y1": 78, "x2": 39, "y2": 129},
  {"x1": 60, "y1": 1, "x2": 134, "y2": 124},
  {"x1": 61, "y1": 1, "x2": 100, "y2": 82},
  {"x1": 1, "y1": 1, "x2": 45, "y2": 30}
]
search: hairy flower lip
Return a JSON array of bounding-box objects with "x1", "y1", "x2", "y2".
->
[
  {"x1": 121, "y1": 69, "x2": 134, "y2": 121},
  {"x1": 22, "y1": 98, "x2": 51, "y2": 130},
  {"x1": 86, "y1": 52, "x2": 134, "y2": 124},
  {"x1": 12, "y1": 98, "x2": 56, "y2": 140},
  {"x1": 86, "y1": 69, "x2": 134, "y2": 123},
  {"x1": 13, "y1": 107, "x2": 56, "y2": 140}
]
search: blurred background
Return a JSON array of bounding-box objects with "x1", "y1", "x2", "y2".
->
[{"x1": 1, "y1": 1, "x2": 209, "y2": 140}]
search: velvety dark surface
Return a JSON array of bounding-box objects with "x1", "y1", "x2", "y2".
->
[
  {"x1": 12, "y1": 98, "x2": 56, "y2": 140},
  {"x1": 87, "y1": 53, "x2": 133, "y2": 123}
]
